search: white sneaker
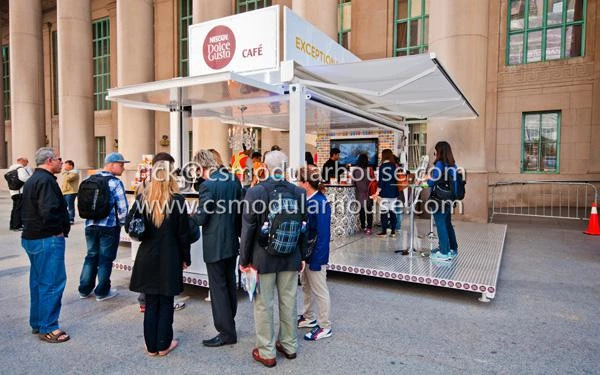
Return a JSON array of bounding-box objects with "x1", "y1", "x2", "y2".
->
[
  {"x1": 96, "y1": 289, "x2": 118, "y2": 301},
  {"x1": 304, "y1": 326, "x2": 332, "y2": 341}
]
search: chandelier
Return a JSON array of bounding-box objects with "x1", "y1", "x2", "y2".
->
[{"x1": 228, "y1": 105, "x2": 257, "y2": 151}]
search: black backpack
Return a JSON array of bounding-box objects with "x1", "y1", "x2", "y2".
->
[
  {"x1": 77, "y1": 174, "x2": 115, "y2": 219},
  {"x1": 432, "y1": 166, "x2": 466, "y2": 201},
  {"x1": 4, "y1": 167, "x2": 24, "y2": 190},
  {"x1": 258, "y1": 181, "x2": 305, "y2": 257}
]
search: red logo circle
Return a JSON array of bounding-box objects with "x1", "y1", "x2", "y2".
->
[{"x1": 203, "y1": 25, "x2": 236, "y2": 70}]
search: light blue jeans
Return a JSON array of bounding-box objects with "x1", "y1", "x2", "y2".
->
[{"x1": 22, "y1": 236, "x2": 67, "y2": 334}]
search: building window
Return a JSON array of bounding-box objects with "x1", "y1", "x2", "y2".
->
[
  {"x1": 507, "y1": 0, "x2": 586, "y2": 65},
  {"x1": 338, "y1": 0, "x2": 351, "y2": 49},
  {"x1": 95, "y1": 136, "x2": 106, "y2": 169},
  {"x1": 52, "y1": 31, "x2": 59, "y2": 115},
  {"x1": 393, "y1": 0, "x2": 429, "y2": 56},
  {"x1": 407, "y1": 123, "x2": 427, "y2": 170},
  {"x1": 236, "y1": 0, "x2": 271, "y2": 14},
  {"x1": 92, "y1": 18, "x2": 111, "y2": 111},
  {"x1": 522, "y1": 111, "x2": 560, "y2": 173},
  {"x1": 2, "y1": 45, "x2": 9, "y2": 121},
  {"x1": 179, "y1": 0, "x2": 193, "y2": 77}
]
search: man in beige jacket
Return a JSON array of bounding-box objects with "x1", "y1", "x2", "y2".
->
[{"x1": 60, "y1": 160, "x2": 80, "y2": 224}]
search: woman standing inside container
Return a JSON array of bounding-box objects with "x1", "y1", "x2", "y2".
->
[
  {"x1": 377, "y1": 149, "x2": 398, "y2": 237},
  {"x1": 352, "y1": 153, "x2": 374, "y2": 235},
  {"x1": 127, "y1": 158, "x2": 192, "y2": 356},
  {"x1": 427, "y1": 141, "x2": 458, "y2": 262}
]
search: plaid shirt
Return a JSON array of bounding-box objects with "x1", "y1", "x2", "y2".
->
[{"x1": 85, "y1": 171, "x2": 129, "y2": 228}]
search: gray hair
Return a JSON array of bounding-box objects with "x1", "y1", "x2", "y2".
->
[
  {"x1": 193, "y1": 149, "x2": 219, "y2": 170},
  {"x1": 34, "y1": 147, "x2": 55, "y2": 166},
  {"x1": 264, "y1": 150, "x2": 288, "y2": 173}
]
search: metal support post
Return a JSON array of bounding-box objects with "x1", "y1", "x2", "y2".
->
[{"x1": 288, "y1": 84, "x2": 306, "y2": 173}]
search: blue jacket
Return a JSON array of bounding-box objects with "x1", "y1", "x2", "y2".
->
[
  {"x1": 306, "y1": 191, "x2": 331, "y2": 271},
  {"x1": 378, "y1": 162, "x2": 399, "y2": 198},
  {"x1": 427, "y1": 160, "x2": 457, "y2": 188}
]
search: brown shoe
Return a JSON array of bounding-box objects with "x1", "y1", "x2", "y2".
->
[
  {"x1": 275, "y1": 341, "x2": 296, "y2": 359},
  {"x1": 252, "y1": 348, "x2": 276, "y2": 367}
]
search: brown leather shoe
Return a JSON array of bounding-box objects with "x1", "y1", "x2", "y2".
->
[
  {"x1": 252, "y1": 348, "x2": 276, "y2": 367},
  {"x1": 275, "y1": 341, "x2": 297, "y2": 359}
]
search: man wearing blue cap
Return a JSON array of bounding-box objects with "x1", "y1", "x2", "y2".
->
[{"x1": 78, "y1": 152, "x2": 129, "y2": 301}]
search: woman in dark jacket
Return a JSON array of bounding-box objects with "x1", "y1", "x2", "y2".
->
[
  {"x1": 127, "y1": 159, "x2": 191, "y2": 356},
  {"x1": 377, "y1": 149, "x2": 399, "y2": 237},
  {"x1": 352, "y1": 153, "x2": 374, "y2": 234}
]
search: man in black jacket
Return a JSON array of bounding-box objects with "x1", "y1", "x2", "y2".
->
[
  {"x1": 21, "y1": 147, "x2": 71, "y2": 343},
  {"x1": 192, "y1": 149, "x2": 242, "y2": 347}
]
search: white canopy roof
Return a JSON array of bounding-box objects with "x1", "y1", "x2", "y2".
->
[
  {"x1": 289, "y1": 53, "x2": 478, "y2": 121},
  {"x1": 106, "y1": 53, "x2": 476, "y2": 134}
]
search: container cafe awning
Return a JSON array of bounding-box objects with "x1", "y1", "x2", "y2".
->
[
  {"x1": 107, "y1": 53, "x2": 477, "y2": 129},
  {"x1": 106, "y1": 53, "x2": 477, "y2": 167},
  {"x1": 288, "y1": 53, "x2": 478, "y2": 121}
]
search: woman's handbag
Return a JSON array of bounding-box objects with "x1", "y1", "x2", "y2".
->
[{"x1": 125, "y1": 197, "x2": 146, "y2": 241}]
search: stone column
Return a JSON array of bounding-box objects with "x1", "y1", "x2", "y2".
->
[
  {"x1": 117, "y1": 0, "x2": 154, "y2": 168},
  {"x1": 57, "y1": 0, "x2": 94, "y2": 169},
  {"x1": 191, "y1": 0, "x2": 230, "y2": 162},
  {"x1": 428, "y1": 0, "x2": 489, "y2": 223},
  {"x1": 9, "y1": 0, "x2": 45, "y2": 161},
  {"x1": 292, "y1": 0, "x2": 338, "y2": 40},
  {"x1": 0, "y1": 16, "x2": 5, "y2": 168}
]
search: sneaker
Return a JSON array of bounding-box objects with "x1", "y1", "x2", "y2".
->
[
  {"x1": 365, "y1": 229, "x2": 373, "y2": 235},
  {"x1": 96, "y1": 289, "x2": 118, "y2": 301},
  {"x1": 430, "y1": 251, "x2": 452, "y2": 262},
  {"x1": 390, "y1": 231, "x2": 396, "y2": 238},
  {"x1": 449, "y1": 249, "x2": 458, "y2": 259},
  {"x1": 79, "y1": 292, "x2": 93, "y2": 299},
  {"x1": 376, "y1": 231, "x2": 387, "y2": 237},
  {"x1": 297, "y1": 315, "x2": 317, "y2": 328},
  {"x1": 304, "y1": 326, "x2": 332, "y2": 341}
]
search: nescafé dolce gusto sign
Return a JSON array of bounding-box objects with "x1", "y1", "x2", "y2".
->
[{"x1": 189, "y1": 6, "x2": 279, "y2": 75}]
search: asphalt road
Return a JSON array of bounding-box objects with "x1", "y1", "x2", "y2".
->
[{"x1": 0, "y1": 196, "x2": 598, "y2": 374}]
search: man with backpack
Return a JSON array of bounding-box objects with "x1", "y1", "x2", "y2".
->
[
  {"x1": 77, "y1": 152, "x2": 129, "y2": 301},
  {"x1": 6, "y1": 156, "x2": 33, "y2": 231},
  {"x1": 240, "y1": 150, "x2": 306, "y2": 367},
  {"x1": 192, "y1": 149, "x2": 242, "y2": 348}
]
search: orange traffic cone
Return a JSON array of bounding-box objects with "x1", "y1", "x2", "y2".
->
[{"x1": 583, "y1": 202, "x2": 600, "y2": 235}]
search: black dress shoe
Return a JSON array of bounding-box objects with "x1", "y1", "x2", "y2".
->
[{"x1": 202, "y1": 335, "x2": 236, "y2": 347}]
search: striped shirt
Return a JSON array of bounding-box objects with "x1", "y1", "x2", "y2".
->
[{"x1": 85, "y1": 171, "x2": 129, "y2": 228}]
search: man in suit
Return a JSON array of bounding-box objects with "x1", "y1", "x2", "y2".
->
[{"x1": 192, "y1": 149, "x2": 242, "y2": 347}]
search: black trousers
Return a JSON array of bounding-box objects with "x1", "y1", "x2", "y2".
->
[
  {"x1": 206, "y1": 256, "x2": 238, "y2": 342},
  {"x1": 144, "y1": 294, "x2": 174, "y2": 353},
  {"x1": 10, "y1": 194, "x2": 23, "y2": 230},
  {"x1": 359, "y1": 199, "x2": 374, "y2": 230}
]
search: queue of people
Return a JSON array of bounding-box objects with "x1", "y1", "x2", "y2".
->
[{"x1": 12, "y1": 141, "x2": 457, "y2": 366}]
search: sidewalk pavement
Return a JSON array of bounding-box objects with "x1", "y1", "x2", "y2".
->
[{"x1": 0, "y1": 196, "x2": 598, "y2": 374}]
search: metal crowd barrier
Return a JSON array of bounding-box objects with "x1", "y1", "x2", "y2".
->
[{"x1": 489, "y1": 181, "x2": 599, "y2": 222}]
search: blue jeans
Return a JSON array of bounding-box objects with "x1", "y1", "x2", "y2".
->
[
  {"x1": 380, "y1": 198, "x2": 397, "y2": 232},
  {"x1": 22, "y1": 236, "x2": 66, "y2": 334},
  {"x1": 64, "y1": 194, "x2": 76, "y2": 222},
  {"x1": 79, "y1": 225, "x2": 121, "y2": 297},
  {"x1": 433, "y1": 206, "x2": 458, "y2": 255}
]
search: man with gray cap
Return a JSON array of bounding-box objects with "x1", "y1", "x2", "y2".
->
[{"x1": 78, "y1": 152, "x2": 129, "y2": 301}]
